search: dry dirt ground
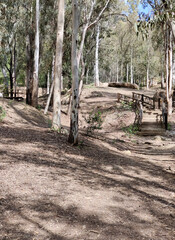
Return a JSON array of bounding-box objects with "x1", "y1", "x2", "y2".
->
[{"x1": 0, "y1": 85, "x2": 175, "y2": 240}]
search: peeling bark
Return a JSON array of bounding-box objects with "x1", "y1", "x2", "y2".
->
[
  {"x1": 32, "y1": 0, "x2": 40, "y2": 107},
  {"x1": 1, "y1": 68, "x2": 9, "y2": 96},
  {"x1": 52, "y1": 0, "x2": 65, "y2": 129},
  {"x1": 26, "y1": 32, "x2": 34, "y2": 105},
  {"x1": 126, "y1": 63, "x2": 129, "y2": 83},
  {"x1": 68, "y1": 0, "x2": 79, "y2": 145},
  {"x1": 47, "y1": 71, "x2": 50, "y2": 95},
  {"x1": 95, "y1": 23, "x2": 100, "y2": 87},
  {"x1": 130, "y1": 48, "x2": 133, "y2": 84},
  {"x1": 165, "y1": 22, "x2": 173, "y2": 116}
]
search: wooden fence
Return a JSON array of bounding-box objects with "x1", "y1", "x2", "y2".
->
[
  {"x1": 116, "y1": 92, "x2": 171, "y2": 130},
  {"x1": 132, "y1": 92, "x2": 155, "y2": 109}
]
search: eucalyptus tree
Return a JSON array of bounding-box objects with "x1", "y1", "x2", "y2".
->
[
  {"x1": 52, "y1": 0, "x2": 65, "y2": 130},
  {"x1": 77, "y1": 0, "x2": 111, "y2": 67},
  {"x1": 95, "y1": 23, "x2": 100, "y2": 86},
  {"x1": 100, "y1": 7, "x2": 162, "y2": 86},
  {"x1": 68, "y1": 0, "x2": 115, "y2": 144},
  {"x1": 25, "y1": 1, "x2": 37, "y2": 104},
  {"x1": 26, "y1": 0, "x2": 57, "y2": 106},
  {"x1": 77, "y1": 0, "x2": 111, "y2": 92},
  {"x1": 39, "y1": 0, "x2": 57, "y2": 86},
  {"x1": 68, "y1": 0, "x2": 79, "y2": 145},
  {"x1": 78, "y1": 0, "x2": 132, "y2": 86},
  {"x1": 0, "y1": 1, "x2": 22, "y2": 97},
  {"x1": 100, "y1": 19, "x2": 136, "y2": 83},
  {"x1": 32, "y1": 0, "x2": 40, "y2": 107},
  {"x1": 143, "y1": 0, "x2": 175, "y2": 42},
  {"x1": 139, "y1": 0, "x2": 174, "y2": 115}
]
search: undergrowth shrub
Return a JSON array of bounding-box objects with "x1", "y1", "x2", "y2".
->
[
  {"x1": 121, "y1": 101, "x2": 133, "y2": 110},
  {"x1": 84, "y1": 111, "x2": 103, "y2": 135},
  {"x1": 122, "y1": 124, "x2": 139, "y2": 135},
  {"x1": 167, "y1": 123, "x2": 171, "y2": 131},
  {"x1": 0, "y1": 106, "x2": 6, "y2": 122}
]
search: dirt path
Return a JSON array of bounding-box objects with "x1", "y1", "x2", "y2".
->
[{"x1": 0, "y1": 87, "x2": 175, "y2": 240}]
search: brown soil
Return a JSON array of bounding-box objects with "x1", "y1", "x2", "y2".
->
[{"x1": 0, "y1": 86, "x2": 174, "y2": 240}]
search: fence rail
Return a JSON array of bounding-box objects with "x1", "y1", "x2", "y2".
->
[
  {"x1": 132, "y1": 92, "x2": 155, "y2": 109},
  {"x1": 116, "y1": 93, "x2": 133, "y2": 103},
  {"x1": 116, "y1": 92, "x2": 170, "y2": 130}
]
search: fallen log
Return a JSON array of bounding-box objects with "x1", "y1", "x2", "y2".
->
[
  {"x1": 4, "y1": 96, "x2": 24, "y2": 102},
  {"x1": 108, "y1": 82, "x2": 139, "y2": 90}
]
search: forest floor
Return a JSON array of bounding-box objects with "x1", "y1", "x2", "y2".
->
[{"x1": 0, "y1": 84, "x2": 175, "y2": 240}]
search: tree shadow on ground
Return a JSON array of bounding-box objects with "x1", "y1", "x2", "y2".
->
[
  {"x1": 10, "y1": 103, "x2": 49, "y2": 128},
  {"x1": 0, "y1": 195, "x2": 69, "y2": 240},
  {"x1": 0, "y1": 125, "x2": 174, "y2": 239},
  {"x1": 0, "y1": 194, "x2": 164, "y2": 240}
]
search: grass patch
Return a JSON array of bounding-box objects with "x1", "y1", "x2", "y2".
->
[
  {"x1": 8, "y1": 99, "x2": 14, "y2": 106},
  {"x1": 0, "y1": 106, "x2": 6, "y2": 122},
  {"x1": 167, "y1": 123, "x2": 171, "y2": 131},
  {"x1": 122, "y1": 124, "x2": 139, "y2": 135},
  {"x1": 84, "y1": 83, "x2": 95, "y2": 89},
  {"x1": 36, "y1": 105, "x2": 42, "y2": 111},
  {"x1": 48, "y1": 119, "x2": 52, "y2": 128},
  {"x1": 84, "y1": 111, "x2": 103, "y2": 135},
  {"x1": 121, "y1": 101, "x2": 133, "y2": 111}
]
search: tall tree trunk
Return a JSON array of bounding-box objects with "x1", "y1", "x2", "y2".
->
[
  {"x1": 166, "y1": 24, "x2": 169, "y2": 100},
  {"x1": 44, "y1": 80, "x2": 54, "y2": 115},
  {"x1": 51, "y1": 55, "x2": 55, "y2": 83},
  {"x1": 77, "y1": 0, "x2": 110, "y2": 91},
  {"x1": 110, "y1": 70, "x2": 112, "y2": 82},
  {"x1": 26, "y1": 32, "x2": 34, "y2": 104},
  {"x1": 79, "y1": 55, "x2": 85, "y2": 98},
  {"x1": 172, "y1": 52, "x2": 175, "y2": 86},
  {"x1": 168, "y1": 26, "x2": 173, "y2": 115},
  {"x1": 2, "y1": 68, "x2": 9, "y2": 97},
  {"x1": 126, "y1": 63, "x2": 129, "y2": 83},
  {"x1": 170, "y1": 20, "x2": 175, "y2": 43},
  {"x1": 68, "y1": 0, "x2": 79, "y2": 145},
  {"x1": 169, "y1": 30, "x2": 173, "y2": 93},
  {"x1": 121, "y1": 61, "x2": 123, "y2": 82},
  {"x1": 146, "y1": 64, "x2": 149, "y2": 89},
  {"x1": 161, "y1": 53, "x2": 165, "y2": 89},
  {"x1": 61, "y1": 75, "x2": 63, "y2": 90},
  {"x1": 50, "y1": 55, "x2": 55, "y2": 103},
  {"x1": 130, "y1": 48, "x2": 133, "y2": 84},
  {"x1": 161, "y1": 71, "x2": 164, "y2": 89},
  {"x1": 166, "y1": 22, "x2": 173, "y2": 116},
  {"x1": 32, "y1": 0, "x2": 40, "y2": 107},
  {"x1": 44, "y1": 56, "x2": 55, "y2": 115},
  {"x1": 146, "y1": 46, "x2": 150, "y2": 89},
  {"x1": 47, "y1": 71, "x2": 50, "y2": 95},
  {"x1": 116, "y1": 59, "x2": 119, "y2": 83},
  {"x1": 86, "y1": 67, "x2": 89, "y2": 85},
  {"x1": 52, "y1": 0, "x2": 65, "y2": 129},
  {"x1": 9, "y1": 50, "x2": 13, "y2": 98},
  {"x1": 77, "y1": 0, "x2": 110, "y2": 67},
  {"x1": 95, "y1": 23, "x2": 100, "y2": 87},
  {"x1": 13, "y1": 39, "x2": 17, "y2": 97}
]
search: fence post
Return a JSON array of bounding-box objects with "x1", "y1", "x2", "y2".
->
[
  {"x1": 141, "y1": 94, "x2": 144, "y2": 105},
  {"x1": 117, "y1": 93, "x2": 121, "y2": 102},
  {"x1": 158, "y1": 98, "x2": 161, "y2": 109},
  {"x1": 164, "y1": 112, "x2": 168, "y2": 130},
  {"x1": 132, "y1": 92, "x2": 134, "y2": 101},
  {"x1": 153, "y1": 99, "x2": 155, "y2": 109}
]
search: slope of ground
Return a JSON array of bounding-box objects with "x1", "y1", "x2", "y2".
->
[{"x1": 0, "y1": 86, "x2": 174, "y2": 240}]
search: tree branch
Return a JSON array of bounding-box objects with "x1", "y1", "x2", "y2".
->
[
  {"x1": 87, "y1": 0, "x2": 111, "y2": 29},
  {"x1": 103, "y1": 12, "x2": 133, "y2": 25},
  {"x1": 5, "y1": 64, "x2": 10, "y2": 73}
]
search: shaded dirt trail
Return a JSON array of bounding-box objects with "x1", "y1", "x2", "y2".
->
[{"x1": 0, "y1": 88, "x2": 175, "y2": 240}]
